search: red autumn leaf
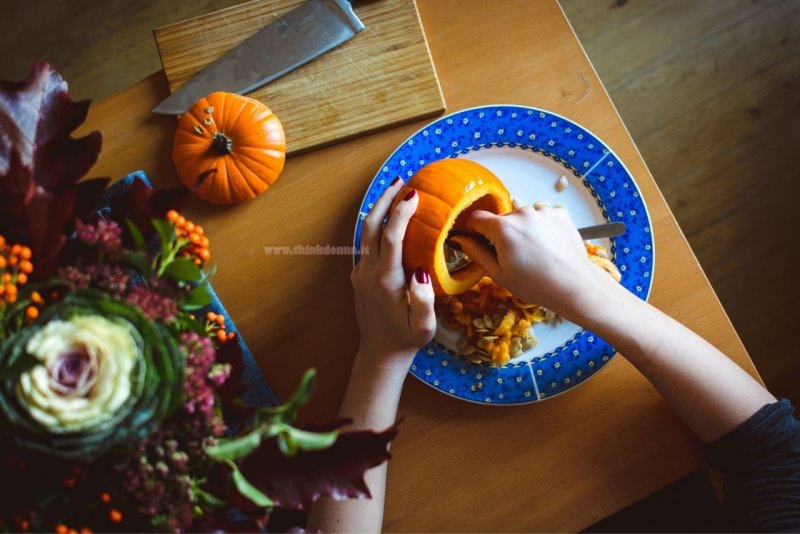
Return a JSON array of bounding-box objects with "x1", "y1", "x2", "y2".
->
[
  {"x1": 0, "y1": 62, "x2": 106, "y2": 275},
  {"x1": 239, "y1": 422, "x2": 398, "y2": 511},
  {"x1": 107, "y1": 177, "x2": 193, "y2": 243}
]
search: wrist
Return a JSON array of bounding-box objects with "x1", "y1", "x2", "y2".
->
[
  {"x1": 353, "y1": 348, "x2": 415, "y2": 382},
  {"x1": 559, "y1": 268, "x2": 630, "y2": 326},
  {"x1": 338, "y1": 350, "x2": 412, "y2": 429}
]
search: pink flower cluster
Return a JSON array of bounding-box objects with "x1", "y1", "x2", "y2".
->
[
  {"x1": 181, "y1": 332, "x2": 231, "y2": 426},
  {"x1": 118, "y1": 432, "x2": 194, "y2": 531},
  {"x1": 117, "y1": 332, "x2": 232, "y2": 530},
  {"x1": 77, "y1": 219, "x2": 122, "y2": 254},
  {"x1": 125, "y1": 285, "x2": 178, "y2": 322},
  {"x1": 59, "y1": 263, "x2": 130, "y2": 296}
]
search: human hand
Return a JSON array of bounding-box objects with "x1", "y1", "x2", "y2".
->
[
  {"x1": 448, "y1": 203, "x2": 615, "y2": 320},
  {"x1": 352, "y1": 178, "x2": 436, "y2": 373}
]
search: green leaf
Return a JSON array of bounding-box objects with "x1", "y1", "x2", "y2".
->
[
  {"x1": 122, "y1": 251, "x2": 153, "y2": 277},
  {"x1": 281, "y1": 368, "x2": 317, "y2": 423},
  {"x1": 253, "y1": 368, "x2": 318, "y2": 425},
  {"x1": 170, "y1": 312, "x2": 207, "y2": 336},
  {"x1": 164, "y1": 258, "x2": 203, "y2": 283},
  {"x1": 181, "y1": 283, "x2": 212, "y2": 311},
  {"x1": 227, "y1": 460, "x2": 273, "y2": 509},
  {"x1": 151, "y1": 218, "x2": 176, "y2": 261},
  {"x1": 151, "y1": 218, "x2": 176, "y2": 246},
  {"x1": 205, "y1": 429, "x2": 262, "y2": 462},
  {"x1": 282, "y1": 426, "x2": 338, "y2": 452},
  {"x1": 277, "y1": 432, "x2": 297, "y2": 457},
  {"x1": 0, "y1": 351, "x2": 38, "y2": 380},
  {"x1": 195, "y1": 487, "x2": 226, "y2": 508},
  {"x1": 125, "y1": 219, "x2": 148, "y2": 251}
]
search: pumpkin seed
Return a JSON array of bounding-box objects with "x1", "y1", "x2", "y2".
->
[
  {"x1": 467, "y1": 354, "x2": 483, "y2": 365},
  {"x1": 203, "y1": 117, "x2": 213, "y2": 125},
  {"x1": 483, "y1": 314, "x2": 494, "y2": 329},
  {"x1": 482, "y1": 335, "x2": 499, "y2": 341},
  {"x1": 204, "y1": 106, "x2": 215, "y2": 114},
  {"x1": 545, "y1": 309, "x2": 557, "y2": 322},
  {"x1": 510, "y1": 337, "x2": 523, "y2": 355},
  {"x1": 472, "y1": 317, "x2": 486, "y2": 329},
  {"x1": 556, "y1": 175, "x2": 569, "y2": 192},
  {"x1": 460, "y1": 345, "x2": 476, "y2": 355},
  {"x1": 193, "y1": 124, "x2": 204, "y2": 135},
  {"x1": 594, "y1": 247, "x2": 609, "y2": 259},
  {"x1": 534, "y1": 200, "x2": 551, "y2": 209}
]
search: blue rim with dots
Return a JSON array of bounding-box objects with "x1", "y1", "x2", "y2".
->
[{"x1": 352, "y1": 105, "x2": 654, "y2": 405}]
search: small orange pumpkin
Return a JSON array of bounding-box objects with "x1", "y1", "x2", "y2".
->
[
  {"x1": 172, "y1": 92, "x2": 286, "y2": 204},
  {"x1": 392, "y1": 158, "x2": 513, "y2": 295}
]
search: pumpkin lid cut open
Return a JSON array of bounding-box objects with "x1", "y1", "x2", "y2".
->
[{"x1": 392, "y1": 158, "x2": 513, "y2": 295}]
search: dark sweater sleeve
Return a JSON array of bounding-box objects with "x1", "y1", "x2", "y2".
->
[{"x1": 705, "y1": 399, "x2": 800, "y2": 532}]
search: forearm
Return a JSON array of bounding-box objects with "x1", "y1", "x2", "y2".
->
[
  {"x1": 567, "y1": 271, "x2": 776, "y2": 443},
  {"x1": 306, "y1": 351, "x2": 409, "y2": 532}
]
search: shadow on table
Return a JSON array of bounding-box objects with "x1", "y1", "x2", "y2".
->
[{"x1": 583, "y1": 469, "x2": 725, "y2": 533}]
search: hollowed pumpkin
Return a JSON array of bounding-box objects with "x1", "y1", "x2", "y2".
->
[
  {"x1": 172, "y1": 92, "x2": 286, "y2": 204},
  {"x1": 392, "y1": 158, "x2": 512, "y2": 295}
]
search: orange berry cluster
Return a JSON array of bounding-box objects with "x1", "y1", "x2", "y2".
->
[
  {"x1": 166, "y1": 210, "x2": 210, "y2": 266},
  {"x1": 54, "y1": 525, "x2": 92, "y2": 534},
  {"x1": 53, "y1": 492, "x2": 120, "y2": 533},
  {"x1": 206, "y1": 311, "x2": 235, "y2": 343},
  {"x1": 0, "y1": 235, "x2": 33, "y2": 305},
  {"x1": 24, "y1": 291, "x2": 44, "y2": 321}
]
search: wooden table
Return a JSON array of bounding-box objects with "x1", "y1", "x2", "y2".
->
[{"x1": 78, "y1": 0, "x2": 760, "y2": 530}]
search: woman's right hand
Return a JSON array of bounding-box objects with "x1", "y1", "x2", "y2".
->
[{"x1": 448, "y1": 204, "x2": 614, "y2": 319}]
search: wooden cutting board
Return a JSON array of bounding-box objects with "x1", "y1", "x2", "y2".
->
[{"x1": 154, "y1": 0, "x2": 445, "y2": 155}]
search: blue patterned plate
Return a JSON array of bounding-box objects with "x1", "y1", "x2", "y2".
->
[{"x1": 352, "y1": 106, "x2": 654, "y2": 405}]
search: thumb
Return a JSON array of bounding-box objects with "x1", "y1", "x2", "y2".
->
[
  {"x1": 447, "y1": 235, "x2": 500, "y2": 274},
  {"x1": 408, "y1": 268, "x2": 436, "y2": 344}
]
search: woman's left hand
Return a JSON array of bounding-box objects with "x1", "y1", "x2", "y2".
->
[{"x1": 351, "y1": 178, "x2": 436, "y2": 371}]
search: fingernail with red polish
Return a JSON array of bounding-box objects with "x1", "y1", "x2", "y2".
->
[
  {"x1": 390, "y1": 177, "x2": 401, "y2": 186},
  {"x1": 415, "y1": 267, "x2": 430, "y2": 284},
  {"x1": 404, "y1": 189, "x2": 417, "y2": 201}
]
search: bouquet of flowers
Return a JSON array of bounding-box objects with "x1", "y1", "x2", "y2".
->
[{"x1": 0, "y1": 63, "x2": 395, "y2": 532}]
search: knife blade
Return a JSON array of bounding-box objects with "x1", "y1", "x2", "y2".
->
[
  {"x1": 576, "y1": 221, "x2": 627, "y2": 240},
  {"x1": 448, "y1": 221, "x2": 627, "y2": 244},
  {"x1": 153, "y1": 0, "x2": 365, "y2": 115}
]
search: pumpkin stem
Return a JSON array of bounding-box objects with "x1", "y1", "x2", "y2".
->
[{"x1": 211, "y1": 132, "x2": 233, "y2": 155}]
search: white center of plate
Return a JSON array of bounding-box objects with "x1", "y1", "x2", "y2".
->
[{"x1": 434, "y1": 147, "x2": 609, "y2": 362}]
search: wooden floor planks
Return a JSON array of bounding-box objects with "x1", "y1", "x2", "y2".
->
[
  {"x1": 561, "y1": 0, "x2": 800, "y2": 403},
  {"x1": 2, "y1": 0, "x2": 798, "y2": 404}
]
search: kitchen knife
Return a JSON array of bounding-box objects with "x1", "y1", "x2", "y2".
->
[
  {"x1": 153, "y1": 0, "x2": 365, "y2": 115},
  {"x1": 576, "y1": 222, "x2": 626, "y2": 240},
  {"x1": 449, "y1": 221, "x2": 626, "y2": 243}
]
